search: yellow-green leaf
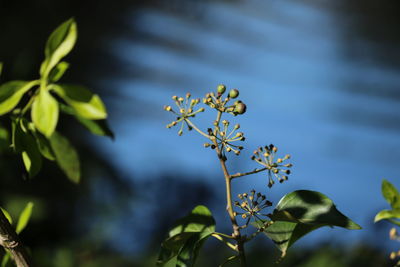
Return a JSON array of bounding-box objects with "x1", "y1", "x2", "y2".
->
[
  {"x1": 0, "y1": 80, "x2": 38, "y2": 115},
  {"x1": 48, "y1": 61, "x2": 70, "y2": 82},
  {"x1": 52, "y1": 84, "x2": 107, "y2": 119},
  {"x1": 31, "y1": 89, "x2": 59, "y2": 137},
  {"x1": 374, "y1": 209, "x2": 400, "y2": 223},
  {"x1": 382, "y1": 180, "x2": 400, "y2": 209},
  {"x1": 49, "y1": 132, "x2": 80, "y2": 183},
  {"x1": 0, "y1": 207, "x2": 12, "y2": 224},
  {"x1": 40, "y1": 18, "x2": 77, "y2": 78},
  {"x1": 16, "y1": 202, "x2": 34, "y2": 234}
]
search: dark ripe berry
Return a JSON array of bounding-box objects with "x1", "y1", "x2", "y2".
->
[
  {"x1": 229, "y1": 89, "x2": 239, "y2": 98},
  {"x1": 234, "y1": 103, "x2": 247, "y2": 114},
  {"x1": 217, "y1": 84, "x2": 226, "y2": 94}
]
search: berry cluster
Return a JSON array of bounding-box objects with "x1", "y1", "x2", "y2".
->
[
  {"x1": 204, "y1": 120, "x2": 245, "y2": 157},
  {"x1": 234, "y1": 190, "x2": 272, "y2": 227},
  {"x1": 203, "y1": 85, "x2": 247, "y2": 116},
  {"x1": 164, "y1": 93, "x2": 204, "y2": 135},
  {"x1": 251, "y1": 144, "x2": 292, "y2": 188}
]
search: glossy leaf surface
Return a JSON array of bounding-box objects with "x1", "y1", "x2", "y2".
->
[{"x1": 31, "y1": 89, "x2": 59, "y2": 137}]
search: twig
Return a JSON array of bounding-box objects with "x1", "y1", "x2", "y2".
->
[{"x1": 0, "y1": 209, "x2": 31, "y2": 267}]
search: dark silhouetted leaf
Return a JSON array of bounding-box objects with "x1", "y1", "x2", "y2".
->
[{"x1": 49, "y1": 132, "x2": 80, "y2": 183}]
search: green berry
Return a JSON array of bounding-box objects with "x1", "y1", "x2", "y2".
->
[
  {"x1": 229, "y1": 89, "x2": 239, "y2": 98},
  {"x1": 234, "y1": 103, "x2": 247, "y2": 114},
  {"x1": 217, "y1": 84, "x2": 226, "y2": 94}
]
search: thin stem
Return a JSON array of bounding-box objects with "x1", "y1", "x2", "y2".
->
[
  {"x1": 0, "y1": 209, "x2": 31, "y2": 267},
  {"x1": 211, "y1": 233, "x2": 237, "y2": 251},
  {"x1": 230, "y1": 167, "x2": 268, "y2": 179},
  {"x1": 184, "y1": 119, "x2": 211, "y2": 139},
  {"x1": 213, "y1": 232, "x2": 234, "y2": 239},
  {"x1": 211, "y1": 112, "x2": 247, "y2": 266}
]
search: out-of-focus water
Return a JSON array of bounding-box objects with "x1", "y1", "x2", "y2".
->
[{"x1": 93, "y1": 0, "x2": 400, "y2": 253}]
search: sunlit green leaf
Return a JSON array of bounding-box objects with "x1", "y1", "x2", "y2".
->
[
  {"x1": 60, "y1": 104, "x2": 114, "y2": 139},
  {"x1": 374, "y1": 209, "x2": 400, "y2": 223},
  {"x1": 259, "y1": 190, "x2": 361, "y2": 257},
  {"x1": 16, "y1": 202, "x2": 34, "y2": 234},
  {"x1": 0, "y1": 80, "x2": 38, "y2": 115},
  {"x1": 49, "y1": 132, "x2": 80, "y2": 183},
  {"x1": 40, "y1": 18, "x2": 77, "y2": 77},
  {"x1": 31, "y1": 89, "x2": 59, "y2": 137},
  {"x1": 48, "y1": 61, "x2": 69, "y2": 82},
  {"x1": 52, "y1": 84, "x2": 107, "y2": 119},
  {"x1": 0, "y1": 207, "x2": 12, "y2": 224},
  {"x1": 271, "y1": 190, "x2": 361, "y2": 229},
  {"x1": 157, "y1": 205, "x2": 215, "y2": 266},
  {"x1": 382, "y1": 180, "x2": 400, "y2": 209}
]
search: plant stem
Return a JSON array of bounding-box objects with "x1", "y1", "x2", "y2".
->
[
  {"x1": 230, "y1": 167, "x2": 268, "y2": 179},
  {"x1": 0, "y1": 209, "x2": 31, "y2": 267},
  {"x1": 211, "y1": 114, "x2": 247, "y2": 266}
]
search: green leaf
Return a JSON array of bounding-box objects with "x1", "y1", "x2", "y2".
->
[
  {"x1": 0, "y1": 207, "x2": 12, "y2": 224},
  {"x1": 157, "y1": 205, "x2": 215, "y2": 267},
  {"x1": 52, "y1": 84, "x2": 107, "y2": 119},
  {"x1": 33, "y1": 131, "x2": 56, "y2": 161},
  {"x1": 40, "y1": 18, "x2": 77, "y2": 77},
  {"x1": 0, "y1": 62, "x2": 3, "y2": 76},
  {"x1": 60, "y1": 104, "x2": 114, "y2": 139},
  {"x1": 1, "y1": 252, "x2": 10, "y2": 267},
  {"x1": 374, "y1": 209, "x2": 400, "y2": 223},
  {"x1": 14, "y1": 119, "x2": 42, "y2": 177},
  {"x1": 48, "y1": 61, "x2": 69, "y2": 82},
  {"x1": 16, "y1": 202, "x2": 34, "y2": 234},
  {"x1": 176, "y1": 234, "x2": 206, "y2": 267},
  {"x1": 49, "y1": 132, "x2": 80, "y2": 183},
  {"x1": 0, "y1": 80, "x2": 38, "y2": 115},
  {"x1": 258, "y1": 220, "x2": 323, "y2": 257},
  {"x1": 31, "y1": 89, "x2": 59, "y2": 137},
  {"x1": 0, "y1": 123, "x2": 9, "y2": 151},
  {"x1": 262, "y1": 190, "x2": 361, "y2": 257},
  {"x1": 382, "y1": 180, "x2": 400, "y2": 209},
  {"x1": 271, "y1": 190, "x2": 361, "y2": 229}
]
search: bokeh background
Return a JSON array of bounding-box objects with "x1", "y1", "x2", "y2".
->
[{"x1": 1, "y1": 0, "x2": 400, "y2": 266}]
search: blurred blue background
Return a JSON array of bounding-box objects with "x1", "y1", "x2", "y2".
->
[
  {"x1": 1, "y1": 0, "x2": 400, "y2": 265},
  {"x1": 95, "y1": 0, "x2": 400, "y2": 253}
]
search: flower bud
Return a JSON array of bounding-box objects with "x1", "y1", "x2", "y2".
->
[
  {"x1": 229, "y1": 89, "x2": 239, "y2": 98},
  {"x1": 217, "y1": 84, "x2": 226, "y2": 94},
  {"x1": 204, "y1": 143, "x2": 210, "y2": 148},
  {"x1": 164, "y1": 105, "x2": 172, "y2": 111},
  {"x1": 172, "y1": 95, "x2": 178, "y2": 100},
  {"x1": 234, "y1": 103, "x2": 247, "y2": 114},
  {"x1": 234, "y1": 124, "x2": 240, "y2": 129},
  {"x1": 178, "y1": 97, "x2": 184, "y2": 102},
  {"x1": 199, "y1": 107, "x2": 205, "y2": 112},
  {"x1": 186, "y1": 93, "x2": 191, "y2": 99},
  {"x1": 178, "y1": 130, "x2": 183, "y2": 136}
]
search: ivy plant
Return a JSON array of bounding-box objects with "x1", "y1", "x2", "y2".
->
[
  {"x1": 0, "y1": 18, "x2": 112, "y2": 266},
  {"x1": 0, "y1": 18, "x2": 113, "y2": 183},
  {"x1": 375, "y1": 179, "x2": 400, "y2": 265},
  {"x1": 160, "y1": 86, "x2": 361, "y2": 266}
]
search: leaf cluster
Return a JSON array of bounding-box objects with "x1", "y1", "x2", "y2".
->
[{"x1": 0, "y1": 19, "x2": 113, "y2": 183}]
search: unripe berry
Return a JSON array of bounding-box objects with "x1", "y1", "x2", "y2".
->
[
  {"x1": 229, "y1": 89, "x2": 239, "y2": 98},
  {"x1": 234, "y1": 103, "x2": 246, "y2": 114},
  {"x1": 217, "y1": 84, "x2": 226, "y2": 94}
]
